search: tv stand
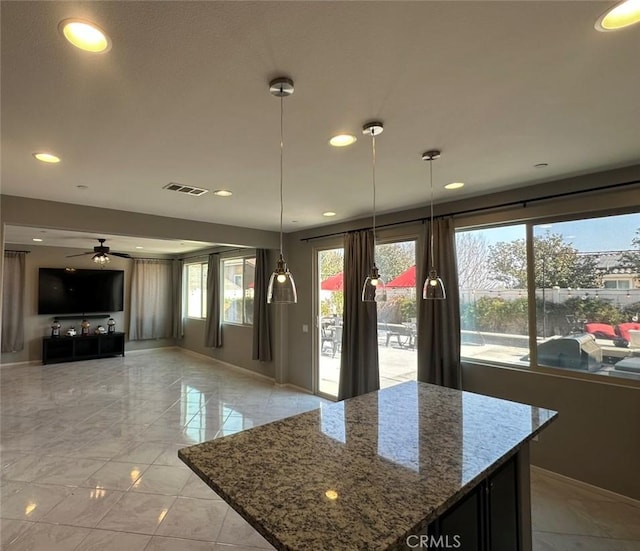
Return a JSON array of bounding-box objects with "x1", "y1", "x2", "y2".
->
[{"x1": 42, "y1": 332, "x2": 125, "y2": 365}]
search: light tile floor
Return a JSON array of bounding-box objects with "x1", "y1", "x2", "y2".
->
[{"x1": 1, "y1": 349, "x2": 638, "y2": 550}]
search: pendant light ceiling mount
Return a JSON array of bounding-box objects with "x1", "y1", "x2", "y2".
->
[
  {"x1": 362, "y1": 121, "x2": 384, "y2": 137},
  {"x1": 269, "y1": 77, "x2": 294, "y2": 97},
  {"x1": 422, "y1": 149, "x2": 441, "y2": 161}
]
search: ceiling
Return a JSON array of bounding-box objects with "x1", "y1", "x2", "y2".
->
[{"x1": 2, "y1": 1, "x2": 639, "y2": 235}]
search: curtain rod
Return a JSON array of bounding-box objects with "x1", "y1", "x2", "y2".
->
[
  {"x1": 300, "y1": 178, "x2": 640, "y2": 243},
  {"x1": 5, "y1": 250, "x2": 31, "y2": 254}
]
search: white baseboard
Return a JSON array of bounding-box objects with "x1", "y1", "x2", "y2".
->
[
  {"x1": 276, "y1": 382, "x2": 315, "y2": 395},
  {"x1": 177, "y1": 347, "x2": 275, "y2": 384},
  {"x1": 125, "y1": 345, "x2": 179, "y2": 355},
  {"x1": 0, "y1": 359, "x2": 40, "y2": 368},
  {"x1": 531, "y1": 465, "x2": 640, "y2": 506}
]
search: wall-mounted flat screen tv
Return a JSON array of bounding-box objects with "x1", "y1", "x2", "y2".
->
[{"x1": 38, "y1": 268, "x2": 125, "y2": 315}]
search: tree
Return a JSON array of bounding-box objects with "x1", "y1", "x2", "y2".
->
[
  {"x1": 456, "y1": 232, "x2": 498, "y2": 290},
  {"x1": 620, "y1": 228, "x2": 640, "y2": 274},
  {"x1": 488, "y1": 232, "x2": 599, "y2": 289},
  {"x1": 375, "y1": 241, "x2": 415, "y2": 283}
]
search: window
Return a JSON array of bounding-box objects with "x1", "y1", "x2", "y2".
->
[
  {"x1": 533, "y1": 213, "x2": 640, "y2": 380},
  {"x1": 223, "y1": 257, "x2": 255, "y2": 325},
  {"x1": 186, "y1": 262, "x2": 208, "y2": 319},
  {"x1": 456, "y1": 211, "x2": 640, "y2": 382},
  {"x1": 456, "y1": 225, "x2": 530, "y2": 368}
]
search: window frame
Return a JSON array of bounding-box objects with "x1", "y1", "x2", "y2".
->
[
  {"x1": 222, "y1": 255, "x2": 256, "y2": 327},
  {"x1": 184, "y1": 261, "x2": 208, "y2": 320},
  {"x1": 455, "y1": 203, "x2": 640, "y2": 388}
]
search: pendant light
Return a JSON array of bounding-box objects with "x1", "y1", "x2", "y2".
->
[
  {"x1": 361, "y1": 121, "x2": 386, "y2": 303},
  {"x1": 267, "y1": 77, "x2": 297, "y2": 304},
  {"x1": 422, "y1": 150, "x2": 446, "y2": 300}
]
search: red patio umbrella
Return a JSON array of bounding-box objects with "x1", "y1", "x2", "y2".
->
[
  {"x1": 321, "y1": 272, "x2": 343, "y2": 291},
  {"x1": 386, "y1": 265, "x2": 416, "y2": 288}
]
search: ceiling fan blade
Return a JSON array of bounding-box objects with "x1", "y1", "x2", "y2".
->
[
  {"x1": 66, "y1": 252, "x2": 93, "y2": 257},
  {"x1": 110, "y1": 252, "x2": 132, "y2": 258}
]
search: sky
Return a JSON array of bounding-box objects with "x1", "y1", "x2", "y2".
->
[{"x1": 471, "y1": 212, "x2": 639, "y2": 253}]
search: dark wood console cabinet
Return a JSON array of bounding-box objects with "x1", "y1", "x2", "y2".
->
[{"x1": 42, "y1": 332, "x2": 125, "y2": 365}]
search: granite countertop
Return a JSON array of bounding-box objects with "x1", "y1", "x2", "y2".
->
[{"x1": 179, "y1": 381, "x2": 557, "y2": 550}]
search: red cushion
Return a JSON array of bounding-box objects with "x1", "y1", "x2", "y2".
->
[
  {"x1": 585, "y1": 323, "x2": 617, "y2": 340},
  {"x1": 616, "y1": 323, "x2": 640, "y2": 342}
]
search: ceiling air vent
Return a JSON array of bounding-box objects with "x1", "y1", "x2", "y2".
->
[{"x1": 163, "y1": 183, "x2": 209, "y2": 196}]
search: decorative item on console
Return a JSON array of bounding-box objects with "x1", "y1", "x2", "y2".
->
[
  {"x1": 95, "y1": 325, "x2": 107, "y2": 335},
  {"x1": 107, "y1": 317, "x2": 116, "y2": 334},
  {"x1": 81, "y1": 319, "x2": 90, "y2": 336},
  {"x1": 51, "y1": 319, "x2": 61, "y2": 337},
  {"x1": 66, "y1": 327, "x2": 77, "y2": 337}
]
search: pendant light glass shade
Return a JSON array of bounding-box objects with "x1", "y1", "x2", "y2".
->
[
  {"x1": 362, "y1": 264, "x2": 387, "y2": 302},
  {"x1": 267, "y1": 254, "x2": 297, "y2": 304},
  {"x1": 267, "y1": 77, "x2": 297, "y2": 304},
  {"x1": 423, "y1": 269, "x2": 446, "y2": 299},
  {"x1": 421, "y1": 150, "x2": 446, "y2": 300},
  {"x1": 361, "y1": 121, "x2": 386, "y2": 303}
]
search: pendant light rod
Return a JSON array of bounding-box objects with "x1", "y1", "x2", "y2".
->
[
  {"x1": 363, "y1": 121, "x2": 383, "y2": 254},
  {"x1": 269, "y1": 77, "x2": 294, "y2": 257},
  {"x1": 422, "y1": 149, "x2": 441, "y2": 270}
]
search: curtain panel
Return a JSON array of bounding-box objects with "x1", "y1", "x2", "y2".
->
[
  {"x1": 417, "y1": 218, "x2": 462, "y2": 388},
  {"x1": 252, "y1": 249, "x2": 272, "y2": 361},
  {"x1": 172, "y1": 259, "x2": 183, "y2": 339},
  {"x1": 204, "y1": 254, "x2": 223, "y2": 348},
  {"x1": 338, "y1": 230, "x2": 380, "y2": 400},
  {"x1": 129, "y1": 259, "x2": 176, "y2": 340},
  {"x1": 1, "y1": 251, "x2": 26, "y2": 353}
]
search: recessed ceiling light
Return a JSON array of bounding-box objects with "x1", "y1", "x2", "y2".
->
[
  {"x1": 444, "y1": 182, "x2": 465, "y2": 190},
  {"x1": 32, "y1": 238, "x2": 43, "y2": 242},
  {"x1": 595, "y1": 0, "x2": 640, "y2": 31},
  {"x1": 329, "y1": 134, "x2": 357, "y2": 147},
  {"x1": 58, "y1": 18, "x2": 111, "y2": 53},
  {"x1": 33, "y1": 152, "x2": 61, "y2": 163},
  {"x1": 322, "y1": 211, "x2": 337, "y2": 217},
  {"x1": 213, "y1": 190, "x2": 233, "y2": 197},
  {"x1": 135, "y1": 246, "x2": 144, "y2": 249}
]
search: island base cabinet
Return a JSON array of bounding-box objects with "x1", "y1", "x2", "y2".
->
[{"x1": 418, "y1": 453, "x2": 524, "y2": 551}]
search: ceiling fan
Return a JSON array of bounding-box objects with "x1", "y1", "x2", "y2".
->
[{"x1": 66, "y1": 238, "x2": 132, "y2": 265}]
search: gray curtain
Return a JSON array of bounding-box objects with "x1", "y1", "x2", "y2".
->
[
  {"x1": 1, "y1": 251, "x2": 26, "y2": 353},
  {"x1": 338, "y1": 231, "x2": 380, "y2": 400},
  {"x1": 172, "y1": 259, "x2": 183, "y2": 339},
  {"x1": 417, "y1": 218, "x2": 461, "y2": 388},
  {"x1": 129, "y1": 259, "x2": 175, "y2": 340},
  {"x1": 252, "y1": 249, "x2": 272, "y2": 361},
  {"x1": 204, "y1": 254, "x2": 222, "y2": 348}
]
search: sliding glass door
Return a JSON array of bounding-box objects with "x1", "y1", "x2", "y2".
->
[
  {"x1": 316, "y1": 247, "x2": 344, "y2": 397},
  {"x1": 375, "y1": 239, "x2": 418, "y2": 388}
]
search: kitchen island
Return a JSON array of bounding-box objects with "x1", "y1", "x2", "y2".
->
[{"x1": 179, "y1": 381, "x2": 557, "y2": 550}]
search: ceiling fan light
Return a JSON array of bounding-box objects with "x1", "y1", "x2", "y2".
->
[{"x1": 92, "y1": 252, "x2": 110, "y2": 265}]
